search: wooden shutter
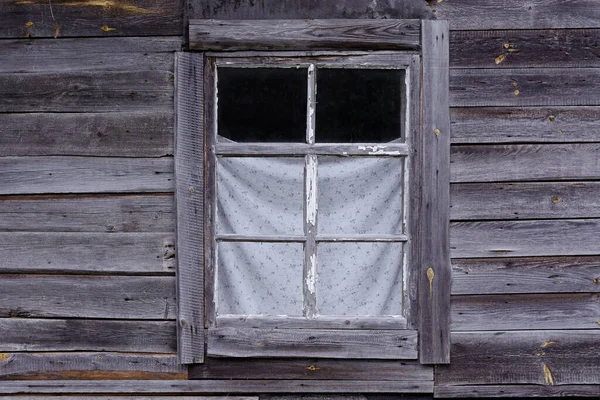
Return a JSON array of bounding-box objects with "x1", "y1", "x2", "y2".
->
[{"x1": 175, "y1": 52, "x2": 205, "y2": 364}]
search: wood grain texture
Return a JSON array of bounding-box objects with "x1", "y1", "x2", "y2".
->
[
  {"x1": 0, "y1": 38, "x2": 178, "y2": 74},
  {"x1": 450, "y1": 107, "x2": 600, "y2": 144},
  {"x1": 419, "y1": 20, "x2": 451, "y2": 365},
  {"x1": 175, "y1": 51, "x2": 205, "y2": 364},
  {"x1": 190, "y1": 358, "x2": 432, "y2": 381},
  {"x1": 0, "y1": 156, "x2": 174, "y2": 195},
  {"x1": 450, "y1": 144, "x2": 600, "y2": 183},
  {"x1": 189, "y1": 19, "x2": 421, "y2": 51},
  {"x1": 450, "y1": 68, "x2": 600, "y2": 107},
  {"x1": 0, "y1": 318, "x2": 176, "y2": 352},
  {"x1": 430, "y1": 0, "x2": 600, "y2": 30},
  {"x1": 450, "y1": 29, "x2": 600, "y2": 68},
  {"x1": 452, "y1": 256, "x2": 600, "y2": 295},
  {"x1": 0, "y1": 379, "x2": 433, "y2": 394},
  {"x1": 0, "y1": 232, "x2": 175, "y2": 274},
  {"x1": 0, "y1": 112, "x2": 173, "y2": 157},
  {"x1": 0, "y1": 352, "x2": 186, "y2": 380},
  {"x1": 193, "y1": 0, "x2": 434, "y2": 20},
  {"x1": 435, "y1": 384, "x2": 600, "y2": 398},
  {"x1": 451, "y1": 219, "x2": 600, "y2": 258},
  {"x1": 208, "y1": 328, "x2": 418, "y2": 360},
  {"x1": 451, "y1": 293, "x2": 600, "y2": 331},
  {"x1": 0, "y1": 71, "x2": 173, "y2": 113},
  {"x1": 0, "y1": 275, "x2": 176, "y2": 319},
  {"x1": 0, "y1": 0, "x2": 182, "y2": 38},
  {"x1": 436, "y1": 330, "x2": 600, "y2": 385},
  {"x1": 450, "y1": 182, "x2": 600, "y2": 220},
  {"x1": 0, "y1": 194, "x2": 174, "y2": 233}
]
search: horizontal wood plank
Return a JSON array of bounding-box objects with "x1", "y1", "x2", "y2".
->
[
  {"x1": 451, "y1": 182, "x2": 600, "y2": 220},
  {"x1": 0, "y1": 379, "x2": 433, "y2": 394},
  {"x1": 451, "y1": 144, "x2": 600, "y2": 183},
  {"x1": 452, "y1": 256, "x2": 600, "y2": 295},
  {"x1": 0, "y1": 352, "x2": 186, "y2": 380},
  {"x1": 189, "y1": 19, "x2": 420, "y2": 51},
  {"x1": 0, "y1": 275, "x2": 176, "y2": 319},
  {"x1": 431, "y1": 0, "x2": 600, "y2": 30},
  {"x1": 435, "y1": 384, "x2": 600, "y2": 398},
  {"x1": 0, "y1": 112, "x2": 173, "y2": 157},
  {"x1": 451, "y1": 293, "x2": 600, "y2": 331},
  {"x1": 0, "y1": 157, "x2": 174, "y2": 195},
  {"x1": 0, "y1": 232, "x2": 175, "y2": 274},
  {"x1": 0, "y1": 194, "x2": 174, "y2": 233},
  {"x1": 215, "y1": 142, "x2": 410, "y2": 156},
  {"x1": 0, "y1": 318, "x2": 176, "y2": 352},
  {"x1": 451, "y1": 29, "x2": 600, "y2": 69},
  {"x1": 208, "y1": 328, "x2": 418, "y2": 359},
  {"x1": 451, "y1": 219, "x2": 600, "y2": 258},
  {"x1": 0, "y1": 71, "x2": 173, "y2": 113},
  {"x1": 190, "y1": 358, "x2": 432, "y2": 381},
  {"x1": 450, "y1": 68, "x2": 600, "y2": 107},
  {"x1": 450, "y1": 107, "x2": 600, "y2": 144},
  {"x1": 0, "y1": 0, "x2": 182, "y2": 38},
  {"x1": 436, "y1": 330, "x2": 600, "y2": 385}
]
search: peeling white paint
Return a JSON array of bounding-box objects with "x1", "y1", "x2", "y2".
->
[
  {"x1": 306, "y1": 64, "x2": 316, "y2": 144},
  {"x1": 305, "y1": 254, "x2": 317, "y2": 294},
  {"x1": 305, "y1": 156, "x2": 318, "y2": 225},
  {"x1": 357, "y1": 145, "x2": 403, "y2": 156}
]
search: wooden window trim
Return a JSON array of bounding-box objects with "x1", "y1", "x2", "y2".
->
[{"x1": 175, "y1": 19, "x2": 451, "y2": 365}]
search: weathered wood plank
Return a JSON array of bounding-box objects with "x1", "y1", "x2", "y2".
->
[
  {"x1": 451, "y1": 219, "x2": 600, "y2": 258},
  {"x1": 451, "y1": 182, "x2": 600, "y2": 220},
  {"x1": 190, "y1": 358, "x2": 432, "y2": 381},
  {"x1": 436, "y1": 330, "x2": 600, "y2": 385},
  {"x1": 0, "y1": 71, "x2": 173, "y2": 113},
  {"x1": 0, "y1": 39, "x2": 178, "y2": 74},
  {"x1": 0, "y1": 319, "x2": 176, "y2": 352},
  {"x1": 0, "y1": 275, "x2": 176, "y2": 319},
  {"x1": 0, "y1": 232, "x2": 175, "y2": 274},
  {"x1": 450, "y1": 29, "x2": 600, "y2": 69},
  {"x1": 216, "y1": 315, "x2": 407, "y2": 330},
  {"x1": 193, "y1": 0, "x2": 433, "y2": 20},
  {"x1": 451, "y1": 293, "x2": 600, "y2": 331},
  {"x1": 0, "y1": 112, "x2": 173, "y2": 157},
  {"x1": 430, "y1": 0, "x2": 600, "y2": 30},
  {"x1": 0, "y1": 156, "x2": 174, "y2": 195},
  {"x1": 0, "y1": 398, "x2": 255, "y2": 400},
  {"x1": 189, "y1": 19, "x2": 421, "y2": 51},
  {"x1": 452, "y1": 256, "x2": 600, "y2": 295},
  {"x1": 0, "y1": 352, "x2": 186, "y2": 380},
  {"x1": 0, "y1": 194, "x2": 174, "y2": 233},
  {"x1": 0, "y1": 0, "x2": 183, "y2": 38},
  {"x1": 0, "y1": 379, "x2": 433, "y2": 394},
  {"x1": 435, "y1": 384, "x2": 600, "y2": 398},
  {"x1": 450, "y1": 68, "x2": 600, "y2": 107},
  {"x1": 419, "y1": 20, "x2": 451, "y2": 365},
  {"x1": 451, "y1": 144, "x2": 600, "y2": 183},
  {"x1": 175, "y1": 51, "x2": 205, "y2": 364},
  {"x1": 215, "y1": 142, "x2": 410, "y2": 156},
  {"x1": 208, "y1": 328, "x2": 418, "y2": 360},
  {"x1": 450, "y1": 107, "x2": 600, "y2": 144}
]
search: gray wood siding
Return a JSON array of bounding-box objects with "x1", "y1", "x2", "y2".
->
[{"x1": 1, "y1": 0, "x2": 599, "y2": 397}]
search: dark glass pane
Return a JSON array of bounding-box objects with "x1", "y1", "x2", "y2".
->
[
  {"x1": 217, "y1": 68, "x2": 307, "y2": 142},
  {"x1": 316, "y1": 69, "x2": 402, "y2": 143}
]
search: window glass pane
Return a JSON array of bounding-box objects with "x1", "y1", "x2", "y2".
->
[
  {"x1": 217, "y1": 242, "x2": 303, "y2": 316},
  {"x1": 217, "y1": 67, "x2": 307, "y2": 142},
  {"x1": 317, "y1": 157, "x2": 404, "y2": 235},
  {"x1": 315, "y1": 68, "x2": 403, "y2": 143},
  {"x1": 316, "y1": 242, "x2": 403, "y2": 316},
  {"x1": 217, "y1": 157, "x2": 304, "y2": 235}
]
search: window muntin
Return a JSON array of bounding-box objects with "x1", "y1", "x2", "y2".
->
[{"x1": 207, "y1": 54, "x2": 414, "y2": 328}]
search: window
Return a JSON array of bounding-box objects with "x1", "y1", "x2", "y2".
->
[{"x1": 175, "y1": 19, "x2": 451, "y2": 366}]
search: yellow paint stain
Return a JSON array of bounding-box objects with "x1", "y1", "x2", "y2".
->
[
  {"x1": 592, "y1": 278, "x2": 599, "y2": 284},
  {"x1": 0, "y1": 353, "x2": 10, "y2": 361},
  {"x1": 15, "y1": 0, "x2": 34, "y2": 4},
  {"x1": 495, "y1": 54, "x2": 505, "y2": 64},
  {"x1": 97, "y1": 355, "x2": 103, "y2": 360},
  {"x1": 543, "y1": 363, "x2": 554, "y2": 385},
  {"x1": 512, "y1": 81, "x2": 518, "y2": 87},
  {"x1": 504, "y1": 43, "x2": 510, "y2": 49},
  {"x1": 558, "y1": 129, "x2": 563, "y2": 134},
  {"x1": 541, "y1": 341, "x2": 556, "y2": 348},
  {"x1": 551, "y1": 196, "x2": 560, "y2": 203},
  {"x1": 427, "y1": 267, "x2": 435, "y2": 296},
  {"x1": 434, "y1": 128, "x2": 440, "y2": 136},
  {"x1": 63, "y1": 0, "x2": 161, "y2": 15},
  {"x1": 306, "y1": 365, "x2": 320, "y2": 371},
  {"x1": 535, "y1": 350, "x2": 545, "y2": 356},
  {"x1": 101, "y1": 26, "x2": 117, "y2": 32},
  {"x1": 547, "y1": 115, "x2": 556, "y2": 122},
  {"x1": 54, "y1": 24, "x2": 60, "y2": 39},
  {"x1": 514, "y1": 90, "x2": 520, "y2": 96},
  {"x1": 24, "y1": 21, "x2": 34, "y2": 28}
]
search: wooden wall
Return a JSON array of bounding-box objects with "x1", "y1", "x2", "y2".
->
[{"x1": 1, "y1": 0, "x2": 599, "y2": 397}]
